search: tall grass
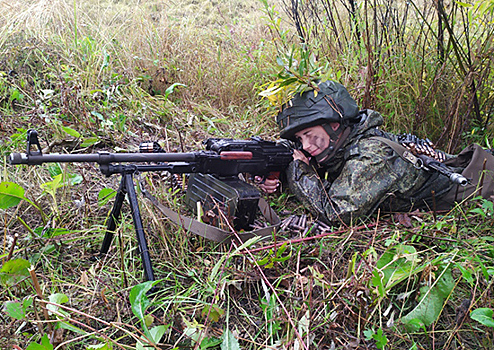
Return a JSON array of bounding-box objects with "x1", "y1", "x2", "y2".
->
[
  {"x1": 0, "y1": 0, "x2": 280, "y2": 140},
  {"x1": 277, "y1": 0, "x2": 494, "y2": 151}
]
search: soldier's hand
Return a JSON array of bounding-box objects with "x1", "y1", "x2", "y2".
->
[
  {"x1": 293, "y1": 149, "x2": 310, "y2": 165},
  {"x1": 255, "y1": 176, "x2": 280, "y2": 194}
]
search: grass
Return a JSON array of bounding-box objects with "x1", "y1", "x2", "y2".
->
[{"x1": 1, "y1": 0, "x2": 494, "y2": 349}]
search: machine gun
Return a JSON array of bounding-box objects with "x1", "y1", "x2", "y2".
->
[{"x1": 9, "y1": 130, "x2": 293, "y2": 282}]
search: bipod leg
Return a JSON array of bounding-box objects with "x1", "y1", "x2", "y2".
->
[
  {"x1": 123, "y1": 172, "x2": 156, "y2": 283},
  {"x1": 100, "y1": 175, "x2": 127, "y2": 256}
]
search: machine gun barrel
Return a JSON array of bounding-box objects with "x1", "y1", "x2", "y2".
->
[{"x1": 9, "y1": 151, "x2": 199, "y2": 166}]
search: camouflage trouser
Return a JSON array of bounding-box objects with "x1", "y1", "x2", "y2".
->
[{"x1": 438, "y1": 144, "x2": 494, "y2": 209}]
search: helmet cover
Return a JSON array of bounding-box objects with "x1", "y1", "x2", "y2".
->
[{"x1": 276, "y1": 81, "x2": 359, "y2": 140}]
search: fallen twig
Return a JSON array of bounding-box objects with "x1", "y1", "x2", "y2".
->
[{"x1": 245, "y1": 223, "x2": 377, "y2": 254}]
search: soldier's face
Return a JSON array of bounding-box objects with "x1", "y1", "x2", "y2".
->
[{"x1": 294, "y1": 125, "x2": 331, "y2": 157}]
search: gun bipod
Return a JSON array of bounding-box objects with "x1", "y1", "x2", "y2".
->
[{"x1": 99, "y1": 167, "x2": 156, "y2": 284}]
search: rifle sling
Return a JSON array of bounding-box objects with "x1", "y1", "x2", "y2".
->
[
  {"x1": 141, "y1": 187, "x2": 280, "y2": 244},
  {"x1": 370, "y1": 136, "x2": 422, "y2": 167}
]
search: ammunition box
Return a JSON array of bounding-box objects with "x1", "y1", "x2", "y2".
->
[{"x1": 185, "y1": 173, "x2": 260, "y2": 230}]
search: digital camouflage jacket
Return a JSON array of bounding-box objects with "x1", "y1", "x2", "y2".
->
[{"x1": 286, "y1": 110, "x2": 454, "y2": 225}]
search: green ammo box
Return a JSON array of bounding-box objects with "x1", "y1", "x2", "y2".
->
[{"x1": 185, "y1": 173, "x2": 261, "y2": 230}]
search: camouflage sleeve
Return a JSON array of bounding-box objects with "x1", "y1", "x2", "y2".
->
[{"x1": 286, "y1": 138, "x2": 424, "y2": 225}]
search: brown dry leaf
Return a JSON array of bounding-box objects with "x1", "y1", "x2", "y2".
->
[
  {"x1": 80, "y1": 270, "x2": 89, "y2": 287},
  {"x1": 394, "y1": 212, "x2": 412, "y2": 227}
]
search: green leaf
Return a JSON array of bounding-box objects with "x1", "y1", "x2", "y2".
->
[
  {"x1": 482, "y1": 199, "x2": 493, "y2": 213},
  {"x1": 144, "y1": 314, "x2": 154, "y2": 328},
  {"x1": 278, "y1": 77, "x2": 298, "y2": 87},
  {"x1": 469, "y1": 207, "x2": 486, "y2": 217},
  {"x1": 149, "y1": 325, "x2": 168, "y2": 343},
  {"x1": 57, "y1": 320, "x2": 87, "y2": 335},
  {"x1": 130, "y1": 281, "x2": 153, "y2": 320},
  {"x1": 87, "y1": 342, "x2": 112, "y2": 350},
  {"x1": 45, "y1": 167, "x2": 81, "y2": 186},
  {"x1": 26, "y1": 334, "x2": 53, "y2": 350},
  {"x1": 135, "y1": 324, "x2": 169, "y2": 350},
  {"x1": 47, "y1": 163, "x2": 63, "y2": 177},
  {"x1": 364, "y1": 328, "x2": 389, "y2": 349},
  {"x1": 455, "y1": 1, "x2": 472, "y2": 8},
  {"x1": 129, "y1": 280, "x2": 159, "y2": 339},
  {"x1": 371, "y1": 244, "x2": 423, "y2": 296},
  {"x1": 10, "y1": 88, "x2": 24, "y2": 102},
  {"x1": 221, "y1": 329, "x2": 241, "y2": 350},
  {"x1": 0, "y1": 182, "x2": 26, "y2": 209},
  {"x1": 274, "y1": 242, "x2": 288, "y2": 257},
  {"x1": 455, "y1": 262, "x2": 474, "y2": 286},
  {"x1": 5, "y1": 301, "x2": 25, "y2": 320},
  {"x1": 98, "y1": 188, "x2": 117, "y2": 206},
  {"x1": 34, "y1": 227, "x2": 70, "y2": 238},
  {"x1": 371, "y1": 269, "x2": 385, "y2": 298},
  {"x1": 81, "y1": 137, "x2": 99, "y2": 147},
  {"x1": 164, "y1": 83, "x2": 186, "y2": 99},
  {"x1": 372, "y1": 328, "x2": 388, "y2": 349},
  {"x1": 202, "y1": 304, "x2": 225, "y2": 322},
  {"x1": 470, "y1": 308, "x2": 494, "y2": 327},
  {"x1": 41, "y1": 174, "x2": 64, "y2": 196},
  {"x1": 209, "y1": 236, "x2": 260, "y2": 282},
  {"x1": 47, "y1": 293, "x2": 69, "y2": 315},
  {"x1": 91, "y1": 111, "x2": 104, "y2": 120},
  {"x1": 61, "y1": 126, "x2": 81, "y2": 138},
  {"x1": 68, "y1": 173, "x2": 83, "y2": 185},
  {"x1": 404, "y1": 318, "x2": 427, "y2": 332},
  {"x1": 0, "y1": 258, "x2": 31, "y2": 287},
  {"x1": 401, "y1": 266, "x2": 455, "y2": 331},
  {"x1": 200, "y1": 336, "x2": 222, "y2": 349},
  {"x1": 363, "y1": 328, "x2": 374, "y2": 340}
]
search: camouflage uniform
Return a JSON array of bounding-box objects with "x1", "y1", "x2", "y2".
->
[{"x1": 286, "y1": 110, "x2": 454, "y2": 224}]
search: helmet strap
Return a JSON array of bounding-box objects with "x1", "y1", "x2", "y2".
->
[{"x1": 315, "y1": 125, "x2": 351, "y2": 164}]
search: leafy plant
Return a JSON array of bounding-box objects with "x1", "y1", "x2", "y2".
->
[
  {"x1": 0, "y1": 182, "x2": 27, "y2": 209},
  {"x1": 364, "y1": 327, "x2": 388, "y2": 350},
  {"x1": 129, "y1": 281, "x2": 169, "y2": 348},
  {"x1": 0, "y1": 258, "x2": 31, "y2": 287},
  {"x1": 470, "y1": 308, "x2": 494, "y2": 328},
  {"x1": 258, "y1": 44, "x2": 324, "y2": 114},
  {"x1": 38, "y1": 165, "x2": 82, "y2": 216},
  {"x1": 25, "y1": 334, "x2": 53, "y2": 350},
  {"x1": 371, "y1": 244, "x2": 423, "y2": 298},
  {"x1": 98, "y1": 188, "x2": 117, "y2": 206},
  {"x1": 257, "y1": 242, "x2": 291, "y2": 268},
  {"x1": 400, "y1": 264, "x2": 455, "y2": 331},
  {"x1": 260, "y1": 292, "x2": 282, "y2": 339},
  {"x1": 4, "y1": 297, "x2": 33, "y2": 320}
]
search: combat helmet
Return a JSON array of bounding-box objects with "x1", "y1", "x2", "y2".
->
[{"x1": 276, "y1": 80, "x2": 360, "y2": 141}]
